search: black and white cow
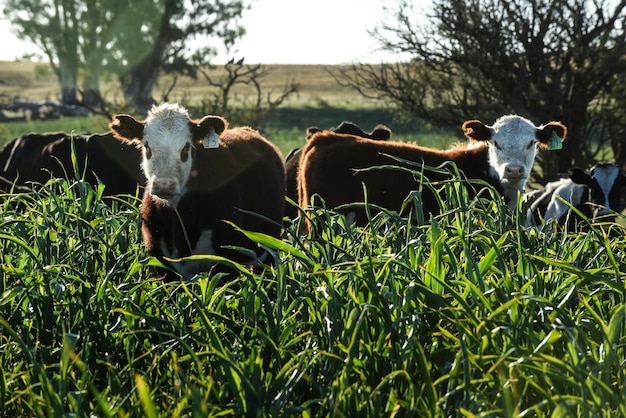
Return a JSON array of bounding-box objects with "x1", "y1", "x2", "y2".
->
[
  {"x1": 526, "y1": 162, "x2": 626, "y2": 229},
  {"x1": 110, "y1": 103, "x2": 286, "y2": 279}
]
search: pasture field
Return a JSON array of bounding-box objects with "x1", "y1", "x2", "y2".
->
[
  {"x1": 1, "y1": 164, "x2": 626, "y2": 416},
  {"x1": 2, "y1": 60, "x2": 626, "y2": 416},
  {"x1": 0, "y1": 61, "x2": 378, "y2": 109},
  {"x1": 0, "y1": 60, "x2": 459, "y2": 155}
]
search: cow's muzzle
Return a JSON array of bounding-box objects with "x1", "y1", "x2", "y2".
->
[
  {"x1": 150, "y1": 179, "x2": 178, "y2": 201},
  {"x1": 503, "y1": 164, "x2": 526, "y2": 180}
]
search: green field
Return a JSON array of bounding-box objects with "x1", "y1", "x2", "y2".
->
[
  {"x1": 1, "y1": 61, "x2": 626, "y2": 416},
  {"x1": 1, "y1": 171, "x2": 625, "y2": 416}
]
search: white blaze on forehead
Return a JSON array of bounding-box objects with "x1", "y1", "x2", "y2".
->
[{"x1": 141, "y1": 103, "x2": 195, "y2": 200}]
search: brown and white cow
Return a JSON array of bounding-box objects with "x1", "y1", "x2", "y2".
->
[
  {"x1": 110, "y1": 103, "x2": 286, "y2": 279},
  {"x1": 298, "y1": 114, "x2": 567, "y2": 227},
  {"x1": 284, "y1": 121, "x2": 392, "y2": 221}
]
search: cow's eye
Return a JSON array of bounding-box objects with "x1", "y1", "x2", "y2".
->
[
  {"x1": 493, "y1": 141, "x2": 502, "y2": 151},
  {"x1": 527, "y1": 141, "x2": 537, "y2": 150},
  {"x1": 144, "y1": 142, "x2": 152, "y2": 159},
  {"x1": 181, "y1": 143, "x2": 191, "y2": 162}
]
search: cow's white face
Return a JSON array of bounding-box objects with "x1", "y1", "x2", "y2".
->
[
  {"x1": 463, "y1": 115, "x2": 567, "y2": 206},
  {"x1": 141, "y1": 104, "x2": 195, "y2": 203},
  {"x1": 109, "y1": 103, "x2": 228, "y2": 207},
  {"x1": 486, "y1": 115, "x2": 541, "y2": 190}
]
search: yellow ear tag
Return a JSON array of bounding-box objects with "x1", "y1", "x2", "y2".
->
[
  {"x1": 204, "y1": 130, "x2": 219, "y2": 149},
  {"x1": 547, "y1": 131, "x2": 562, "y2": 150}
]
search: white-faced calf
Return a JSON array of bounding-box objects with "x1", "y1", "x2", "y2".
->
[{"x1": 110, "y1": 103, "x2": 285, "y2": 279}]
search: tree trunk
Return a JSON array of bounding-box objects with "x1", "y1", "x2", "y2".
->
[
  {"x1": 58, "y1": 56, "x2": 79, "y2": 105},
  {"x1": 124, "y1": 26, "x2": 172, "y2": 113},
  {"x1": 121, "y1": 0, "x2": 182, "y2": 113},
  {"x1": 123, "y1": 61, "x2": 160, "y2": 114},
  {"x1": 83, "y1": 52, "x2": 103, "y2": 107}
]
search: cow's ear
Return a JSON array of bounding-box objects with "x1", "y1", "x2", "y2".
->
[
  {"x1": 462, "y1": 120, "x2": 492, "y2": 142},
  {"x1": 536, "y1": 122, "x2": 567, "y2": 150},
  {"x1": 569, "y1": 167, "x2": 591, "y2": 185},
  {"x1": 306, "y1": 126, "x2": 322, "y2": 140},
  {"x1": 371, "y1": 124, "x2": 392, "y2": 140},
  {"x1": 196, "y1": 115, "x2": 228, "y2": 139},
  {"x1": 110, "y1": 114, "x2": 144, "y2": 144}
]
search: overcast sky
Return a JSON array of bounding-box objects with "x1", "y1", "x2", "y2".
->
[{"x1": 0, "y1": 0, "x2": 431, "y2": 64}]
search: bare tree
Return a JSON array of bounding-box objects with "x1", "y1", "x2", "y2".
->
[
  {"x1": 198, "y1": 57, "x2": 298, "y2": 128},
  {"x1": 337, "y1": 0, "x2": 626, "y2": 180}
]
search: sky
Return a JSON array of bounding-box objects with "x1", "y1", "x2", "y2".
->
[{"x1": 0, "y1": 0, "x2": 430, "y2": 64}]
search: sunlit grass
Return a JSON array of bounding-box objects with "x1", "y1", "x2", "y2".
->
[
  {"x1": 0, "y1": 107, "x2": 458, "y2": 159},
  {"x1": 1, "y1": 168, "x2": 625, "y2": 416}
]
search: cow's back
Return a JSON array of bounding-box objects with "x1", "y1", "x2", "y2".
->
[
  {"x1": 284, "y1": 123, "x2": 392, "y2": 222},
  {"x1": 0, "y1": 131, "x2": 145, "y2": 196},
  {"x1": 298, "y1": 134, "x2": 422, "y2": 219},
  {"x1": 298, "y1": 132, "x2": 493, "y2": 224},
  {"x1": 0, "y1": 132, "x2": 67, "y2": 183}
]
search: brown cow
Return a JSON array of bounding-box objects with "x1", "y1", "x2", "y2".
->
[
  {"x1": 284, "y1": 121, "x2": 392, "y2": 221},
  {"x1": 298, "y1": 114, "x2": 567, "y2": 228},
  {"x1": 110, "y1": 102, "x2": 286, "y2": 280}
]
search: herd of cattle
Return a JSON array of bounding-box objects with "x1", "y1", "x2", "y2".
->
[{"x1": 1, "y1": 102, "x2": 624, "y2": 279}]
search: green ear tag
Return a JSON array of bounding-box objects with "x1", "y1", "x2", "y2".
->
[{"x1": 547, "y1": 131, "x2": 562, "y2": 150}]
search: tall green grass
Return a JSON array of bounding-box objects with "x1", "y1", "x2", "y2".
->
[{"x1": 1, "y1": 169, "x2": 625, "y2": 416}]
